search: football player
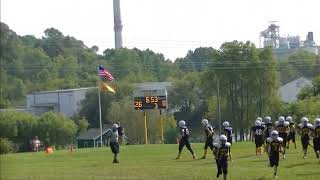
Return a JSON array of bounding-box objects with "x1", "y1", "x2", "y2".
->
[
  {"x1": 176, "y1": 120, "x2": 196, "y2": 160},
  {"x1": 213, "y1": 135, "x2": 232, "y2": 180},
  {"x1": 275, "y1": 116, "x2": 289, "y2": 159},
  {"x1": 297, "y1": 117, "x2": 313, "y2": 159},
  {"x1": 201, "y1": 119, "x2": 215, "y2": 159},
  {"x1": 266, "y1": 130, "x2": 283, "y2": 178},
  {"x1": 286, "y1": 116, "x2": 296, "y2": 149},
  {"x1": 311, "y1": 118, "x2": 320, "y2": 163},
  {"x1": 251, "y1": 120, "x2": 265, "y2": 156},
  {"x1": 110, "y1": 123, "x2": 120, "y2": 163}
]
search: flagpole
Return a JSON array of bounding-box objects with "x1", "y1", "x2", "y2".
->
[{"x1": 97, "y1": 66, "x2": 103, "y2": 147}]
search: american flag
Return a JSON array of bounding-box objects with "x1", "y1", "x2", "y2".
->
[{"x1": 98, "y1": 65, "x2": 114, "y2": 81}]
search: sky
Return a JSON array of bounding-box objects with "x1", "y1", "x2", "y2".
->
[{"x1": 1, "y1": 0, "x2": 320, "y2": 60}]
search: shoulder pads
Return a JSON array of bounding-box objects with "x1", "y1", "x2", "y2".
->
[
  {"x1": 277, "y1": 137, "x2": 283, "y2": 142},
  {"x1": 275, "y1": 121, "x2": 279, "y2": 126},
  {"x1": 266, "y1": 137, "x2": 273, "y2": 143},
  {"x1": 298, "y1": 123, "x2": 303, "y2": 128},
  {"x1": 225, "y1": 142, "x2": 231, "y2": 147},
  {"x1": 284, "y1": 121, "x2": 289, "y2": 126},
  {"x1": 213, "y1": 143, "x2": 219, "y2": 148}
]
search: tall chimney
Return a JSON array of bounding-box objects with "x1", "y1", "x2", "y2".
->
[{"x1": 113, "y1": 0, "x2": 123, "y2": 49}]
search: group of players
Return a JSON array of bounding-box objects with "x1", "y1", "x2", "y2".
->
[
  {"x1": 175, "y1": 116, "x2": 320, "y2": 179},
  {"x1": 106, "y1": 116, "x2": 320, "y2": 179},
  {"x1": 250, "y1": 116, "x2": 320, "y2": 178},
  {"x1": 175, "y1": 119, "x2": 233, "y2": 180}
]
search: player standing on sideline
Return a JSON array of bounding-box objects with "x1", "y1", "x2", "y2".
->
[
  {"x1": 110, "y1": 123, "x2": 120, "y2": 163},
  {"x1": 251, "y1": 120, "x2": 265, "y2": 156},
  {"x1": 286, "y1": 116, "x2": 297, "y2": 149},
  {"x1": 275, "y1": 116, "x2": 289, "y2": 159},
  {"x1": 311, "y1": 118, "x2": 320, "y2": 163},
  {"x1": 176, "y1": 120, "x2": 196, "y2": 160},
  {"x1": 297, "y1": 117, "x2": 313, "y2": 159},
  {"x1": 201, "y1": 119, "x2": 214, "y2": 159},
  {"x1": 213, "y1": 135, "x2": 232, "y2": 180},
  {"x1": 266, "y1": 130, "x2": 283, "y2": 178}
]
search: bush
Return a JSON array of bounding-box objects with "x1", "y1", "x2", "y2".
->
[{"x1": 0, "y1": 138, "x2": 14, "y2": 154}]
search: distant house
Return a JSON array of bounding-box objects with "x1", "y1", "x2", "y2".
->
[
  {"x1": 27, "y1": 87, "x2": 95, "y2": 117},
  {"x1": 76, "y1": 128, "x2": 112, "y2": 148},
  {"x1": 280, "y1": 77, "x2": 312, "y2": 103}
]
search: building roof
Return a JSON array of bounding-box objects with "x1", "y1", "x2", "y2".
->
[
  {"x1": 31, "y1": 87, "x2": 95, "y2": 95},
  {"x1": 76, "y1": 128, "x2": 111, "y2": 140},
  {"x1": 134, "y1": 82, "x2": 172, "y2": 90},
  {"x1": 280, "y1": 77, "x2": 312, "y2": 103}
]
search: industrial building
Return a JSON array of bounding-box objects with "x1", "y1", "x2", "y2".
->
[
  {"x1": 27, "y1": 87, "x2": 95, "y2": 117},
  {"x1": 260, "y1": 23, "x2": 319, "y2": 59}
]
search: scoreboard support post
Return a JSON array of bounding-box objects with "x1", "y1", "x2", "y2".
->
[
  {"x1": 144, "y1": 110, "x2": 148, "y2": 144},
  {"x1": 160, "y1": 110, "x2": 164, "y2": 143}
]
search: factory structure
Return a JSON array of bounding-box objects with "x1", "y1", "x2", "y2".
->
[{"x1": 260, "y1": 22, "x2": 319, "y2": 59}]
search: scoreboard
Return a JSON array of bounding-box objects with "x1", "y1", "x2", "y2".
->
[
  {"x1": 134, "y1": 96, "x2": 167, "y2": 110},
  {"x1": 133, "y1": 89, "x2": 168, "y2": 110}
]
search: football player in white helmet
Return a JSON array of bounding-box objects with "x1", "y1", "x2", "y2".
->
[
  {"x1": 286, "y1": 116, "x2": 297, "y2": 149},
  {"x1": 266, "y1": 130, "x2": 283, "y2": 178},
  {"x1": 275, "y1": 116, "x2": 289, "y2": 159},
  {"x1": 176, "y1": 120, "x2": 196, "y2": 160},
  {"x1": 110, "y1": 123, "x2": 120, "y2": 163},
  {"x1": 222, "y1": 121, "x2": 233, "y2": 160},
  {"x1": 264, "y1": 116, "x2": 273, "y2": 141},
  {"x1": 297, "y1": 117, "x2": 313, "y2": 159},
  {"x1": 201, "y1": 119, "x2": 215, "y2": 159},
  {"x1": 213, "y1": 135, "x2": 232, "y2": 180},
  {"x1": 311, "y1": 118, "x2": 320, "y2": 162},
  {"x1": 222, "y1": 121, "x2": 233, "y2": 144},
  {"x1": 251, "y1": 120, "x2": 265, "y2": 156}
]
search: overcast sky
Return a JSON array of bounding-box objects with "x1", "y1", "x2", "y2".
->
[{"x1": 2, "y1": 0, "x2": 319, "y2": 60}]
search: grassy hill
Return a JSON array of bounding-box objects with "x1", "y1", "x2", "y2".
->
[{"x1": 1, "y1": 142, "x2": 319, "y2": 180}]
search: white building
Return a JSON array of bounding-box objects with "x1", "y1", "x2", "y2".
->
[
  {"x1": 280, "y1": 77, "x2": 312, "y2": 103},
  {"x1": 27, "y1": 87, "x2": 95, "y2": 117}
]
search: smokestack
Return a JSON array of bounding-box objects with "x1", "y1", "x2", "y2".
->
[{"x1": 113, "y1": 0, "x2": 123, "y2": 49}]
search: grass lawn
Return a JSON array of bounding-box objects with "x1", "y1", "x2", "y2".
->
[{"x1": 1, "y1": 142, "x2": 319, "y2": 180}]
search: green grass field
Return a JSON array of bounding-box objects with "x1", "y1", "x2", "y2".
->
[{"x1": 1, "y1": 142, "x2": 319, "y2": 180}]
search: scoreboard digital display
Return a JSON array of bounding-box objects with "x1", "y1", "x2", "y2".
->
[{"x1": 134, "y1": 96, "x2": 167, "y2": 110}]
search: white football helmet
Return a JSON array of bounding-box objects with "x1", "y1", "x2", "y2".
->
[
  {"x1": 201, "y1": 119, "x2": 209, "y2": 126},
  {"x1": 222, "y1": 121, "x2": 230, "y2": 127},
  {"x1": 264, "y1": 116, "x2": 272, "y2": 124},
  {"x1": 279, "y1": 116, "x2": 285, "y2": 124},
  {"x1": 255, "y1": 120, "x2": 261, "y2": 126},
  {"x1": 220, "y1": 135, "x2": 227, "y2": 144},
  {"x1": 286, "y1": 116, "x2": 292, "y2": 123},
  {"x1": 301, "y1": 117, "x2": 308, "y2": 124},
  {"x1": 315, "y1": 118, "x2": 320, "y2": 126},
  {"x1": 178, "y1": 120, "x2": 186, "y2": 127},
  {"x1": 257, "y1": 117, "x2": 262, "y2": 122},
  {"x1": 112, "y1": 123, "x2": 119, "y2": 129},
  {"x1": 271, "y1": 130, "x2": 278, "y2": 139}
]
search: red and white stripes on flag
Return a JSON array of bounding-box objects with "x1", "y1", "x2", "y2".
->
[{"x1": 98, "y1": 65, "x2": 114, "y2": 81}]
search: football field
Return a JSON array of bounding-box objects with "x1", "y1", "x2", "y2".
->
[{"x1": 1, "y1": 142, "x2": 319, "y2": 180}]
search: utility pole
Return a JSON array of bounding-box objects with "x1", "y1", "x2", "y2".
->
[
  {"x1": 217, "y1": 79, "x2": 221, "y2": 134},
  {"x1": 113, "y1": 0, "x2": 123, "y2": 49}
]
